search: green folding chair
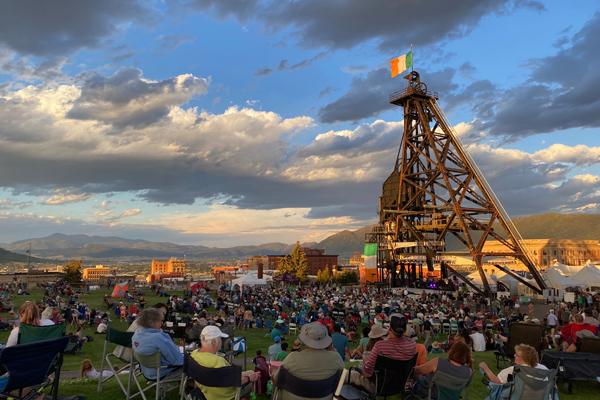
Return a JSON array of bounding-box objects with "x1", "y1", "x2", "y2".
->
[
  {"x1": 132, "y1": 351, "x2": 182, "y2": 400},
  {"x1": 97, "y1": 326, "x2": 136, "y2": 399},
  {"x1": 17, "y1": 323, "x2": 66, "y2": 344}
]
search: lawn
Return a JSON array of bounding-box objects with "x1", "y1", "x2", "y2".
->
[{"x1": 2, "y1": 289, "x2": 598, "y2": 399}]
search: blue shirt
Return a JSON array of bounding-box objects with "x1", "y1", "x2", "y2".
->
[
  {"x1": 132, "y1": 327, "x2": 183, "y2": 379},
  {"x1": 331, "y1": 332, "x2": 348, "y2": 361}
]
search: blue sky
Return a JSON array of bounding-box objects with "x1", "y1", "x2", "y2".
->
[{"x1": 0, "y1": 0, "x2": 599, "y2": 246}]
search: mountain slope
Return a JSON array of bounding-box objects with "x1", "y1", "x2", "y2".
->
[{"x1": 0, "y1": 247, "x2": 43, "y2": 263}]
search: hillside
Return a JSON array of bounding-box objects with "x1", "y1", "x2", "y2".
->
[
  {"x1": 6, "y1": 213, "x2": 600, "y2": 261},
  {"x1": 0, "y1": 247, "x2": 44, "y2": 263}
]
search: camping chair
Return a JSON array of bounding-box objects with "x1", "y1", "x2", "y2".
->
[
  {"x1": 0, "y1": 336, "x2": 69, "y2": 400},
  {"x1": 179, "y1": 353, "x2": 243, "y2": 400},
  {"x1": 273, "y1": 366, "x2": 341, "y2": 400},
  {"x1": 132, "y1": 351, "x2": 182, "y2": 400},
  {"x1": 502, "y1": 365, "x2": 557, "y2": 400},
  {"x1": 340, "y1": 355, "x2": 418, "y2": 400},
  {"x1": 227, "y1": 336, "x2": 247, "y2": 370},
  {"x1": 17, "y1": 323, "x2": 66, "y2": 344},
  {"x1": 97, "y1": 326, "x2": 136, "y2": 398},
  {"x1": 495, "y1": 323, "x2": 544, "y2": 369},
  {"x1": 407, "y1": 369, "x2": 472, "y2": 400},
  {"x1": 541, "y1": 351, "x2": 600, "y2": 393},
  {"x1": 578, "y1": 336, "x2": 600, "y2": 354}
]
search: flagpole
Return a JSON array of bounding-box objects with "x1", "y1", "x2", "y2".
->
[{"x1": 410, "y1": 44, "x2": 414, "y2": 72}]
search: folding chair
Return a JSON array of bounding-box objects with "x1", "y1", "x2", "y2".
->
[
  {"x1": 495, "y1": 323, "x2": 544, "y2": 369},
  {"x1": 578, "y1": 337, "x2": 600, "y2": 354},
  {"x1": 132, "y1": 351, "x2": 182, "y2": 400},
  {"x1": 505, "y1": 365, "x2": 557, "y2": 400},
  {"x1": 17, "y1": 323, "x2": 65, "y2": 344},
  {"x1": 340, "y1": 355, "x2": 418, "y2": 400},
  {"x1": 406, "y1": 368, "x2": 472, "y2": 400},
  {"x1": 0, "y1": 336, "x2": 69, "y2": 400},
  {"x1": 450, "y1": 320, "x2": 459, "y2": 336},
  {"x1": 288, "y1": 322, "x2": 298, "y2": 336},
  {"x1": 97, "y1": 326, "x2": 136, "y2": 398},
  {"x1": 273, "y1": 366, "x2": 341, "y2": 399},
  {"x1": 179, "y1": 353, "x2": 242, "y2": 400}
]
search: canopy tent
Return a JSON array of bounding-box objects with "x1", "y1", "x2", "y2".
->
[
  {"x1": 467, "y1": 269, "x2": 535, "y2": 295},
  {"x1": 550, "y1": 260, "x2": 583, "y2": 276},
  {"x1": 571, "y1": 263, "x2": 600, "y2": 289},
  {"x1": 542, "y1": 267, "x2": 581, "y2": 289},
  {"x1": 111, "y1": 282, "x2": 128, "y2": 298},
  {"x1": 231, "y1": 272, "x2": 272, "y2": 289}
]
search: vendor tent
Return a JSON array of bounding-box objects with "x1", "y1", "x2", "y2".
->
[
  {"x1": 550, "y1": 260, "x2": 583, "y2": 276},
  {"x1": 571, "y1": 263, "x2": 600, "y2": 289},
  {"x1": 231, "y1": 273, "x2": 272, "y2": 289},
  {"x1": 542, "y1": 268, "x2": 580, "y2": 289}
]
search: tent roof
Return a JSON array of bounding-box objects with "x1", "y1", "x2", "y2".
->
[
  {"x1": 571, "y1": 264, "x2": 600, "y2": 288},
  {"x1": 231, "y1": 273, "x2": 272, "y2": 286},
  {"x1": 551, "y1": 260, "x2": 584, "y2": 276},
  {"x1": 543, "y1": 268, "x2": 581, "y2": 289}
]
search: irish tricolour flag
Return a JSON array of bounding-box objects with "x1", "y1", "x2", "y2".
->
[
  {"x1": 390, "y1": 50, "x2": 413, "y2": 78},
  {"x1": 363, "y1": 243, "x2": 378, "y2": 268}
]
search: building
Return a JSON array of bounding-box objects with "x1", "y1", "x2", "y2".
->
[
  {"x1": 82, "y1": 265, "x2": 113, "y2": 282},
  {"x1": 147, "y1": 258, "x2": 187, "y2": 282},
  {"x1": 483, "y1": 239, "x2": 600, "y2": 270},
  {"x1": 0, "y1": 272, "x2": 64, "y2": 286},
  {"x1": 265, "y1": 247, "x2": 338, "y2": 275},
  {"x1": 150, "y1": 258, "x2": 186, "y2": 276}
]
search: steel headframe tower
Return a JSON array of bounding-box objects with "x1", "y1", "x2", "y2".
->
[{"x1": 370, "y1": 71, "x2": 546, "y2": 294}]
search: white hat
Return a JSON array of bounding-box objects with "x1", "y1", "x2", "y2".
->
[{"x1": 201, "y1": 325, "x2": 229, "y2": 340}]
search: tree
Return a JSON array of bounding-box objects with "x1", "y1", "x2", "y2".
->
[
  {"x1": 277, "y1": 242, "x2": 309, "y2": 282},
  {"x1": 64, "y1": 260, "x2": 83, "y2": 284},
  {"x1": 317, "y1": 267, "x2": 331, "y2": 284}
]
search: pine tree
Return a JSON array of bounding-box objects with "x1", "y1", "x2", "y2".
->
[
  {"x1": 290, "y1": 242, "x2": 309, "y2": 281},
  {"x1": 64, "y1": 260, "x2": 83, "y2": 284}
]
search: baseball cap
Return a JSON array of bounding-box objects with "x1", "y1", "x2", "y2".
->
[{"x1": 201, "y1": 325, "x2": 229, "y2": 340}]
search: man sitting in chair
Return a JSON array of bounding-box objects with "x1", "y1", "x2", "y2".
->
[
  {"x1": 191, "y1": 325, "x2": 259, "y2": 400},
  {"x1": 131, "y1": 308, "x2": 183, "y2": 379},
  {"x1": 350, "y1": 314, "x2": 416, "y2": 393},
  {"x1": 273, "y1": 321, "x2": 344, "y2": 400}
]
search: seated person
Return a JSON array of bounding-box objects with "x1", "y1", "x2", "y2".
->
[
  {"x1": 6, "y1": 301, "x2": 53, "y2": 347},
  {"x1": 469, "y1": 327, "x2": 486, "y2": 352},
  {"x1": 275, "y1": 342, "x2": 290, "y2": 361},
  {"x1": 131, "y1": 308, "x2": 183, "y2": 380},
  {"x1": 360, "y1": 325, "x2": 388, "y2": 361},
  {"x1": 413, "y1": 342, "x2": 472, "y2": 397},
  {"x1": 479, "y1": 343, "x2": 547, "y2": 384},
  {"x1": 80, "y1": 359, "x2": 126, "y2": 379},
  {"x1": 560, "y1": 313, "x2": 598, "y2": 351},
  {"x1": 268, "y1": 336, "x2": 283, "y2": 360},
  {"x1": 350, "y1": 314, "x2": 416, "y2": 394},
  {"x1": 114, "y1": 303, "x2": 168, "y2": 360},
  {"x1": 273, "y1": 322, "x2": 343, "y2": 400},
  {"x1": 191, "y1": 326, "x2": 259, "y2": 400},
  {"x1": 350, "y1": 327, "x2": 371, "y2": 359}
]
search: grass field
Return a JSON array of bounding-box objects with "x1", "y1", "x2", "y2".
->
[{"x1": 1, "y1": 289, "x2": 598, "y2": 399}]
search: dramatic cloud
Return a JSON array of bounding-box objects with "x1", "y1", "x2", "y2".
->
[
  {"x1": 184, "y1": 0, "x2": 538, "y2": 51},
  {"x1": 67, "y1": 68, "x2": 210, "y2": 128},
  {"x1": 318, "y1": 67, "x2": 458, "y2": 123},
  {"x1": 0, "y1": 1, "x2": 150, "y2": 56},
  {"x1": 480, "y1": 12, "x2": 600, "y2": 138},
  {"x1": 43, "y1": 191, "x2": 92, "y2": 206}
]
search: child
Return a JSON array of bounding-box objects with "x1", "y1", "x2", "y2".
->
[{"x1": 252, "y1": 350, "x2": 269, "y2": 395}]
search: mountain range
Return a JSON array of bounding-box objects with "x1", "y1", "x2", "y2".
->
[{"x1": 1, "y1": 213, "x2": 599, "y2": 263}]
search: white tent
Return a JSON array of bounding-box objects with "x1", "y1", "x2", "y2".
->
[
  {"x1": 542, "y1": 267, "x2": 581, "y2": 289},
  {"x1": 571, "y1": 263, "x2": 600, "y2": 289},
  {"x1": 231, "y1": 272, "x2": 272, "y2": 289},
  {"x1": 550, "y1": 260, "x2": 583, "y2": 276}
]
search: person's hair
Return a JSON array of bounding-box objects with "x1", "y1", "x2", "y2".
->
[
  {"x1": 152, "y1": 302, "x2": 168, "y2": 311},
  {"x1": 448, "y1": 342, "x2": 472, "y2": 368},
  {"x1": 362, "y1": 326, "x2": 370, "y2": 337},
  {"x1": 19, "y1": 301, "x2": 40, "y2": 325},
  {"x1": 281, "y1": 342, "x2": 289, "y2": 351},
  {"x1": 333, "y1": 324, "x2": 341, "y2": 333},
  {"x1": 137, "y1": 308, "x2": 163, "y2": 328},
  {"x1": 256, "y1": 350, "x2": 262, "y2": 356},
  {"x1": 574, "y1": 314, "x2": 584, "y2": 323},
  {"x1": 80, "y1": 359, "x2": 93, "y2": 378},
  {"x1": 514, "y1": 344, "x2": 539, "y2": 367}
]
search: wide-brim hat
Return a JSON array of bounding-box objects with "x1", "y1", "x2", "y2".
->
[
  {"x1": 368, "y1": 325, "x2": 389, "y2": 339},
  {"x1": 299, "y1": 322, "x2": 332, "y2": 349}
]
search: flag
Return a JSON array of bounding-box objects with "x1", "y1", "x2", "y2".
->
[
  {"x1": 390, "y1": 50, "x2": 413, "y2": 78},
  {"x1": 363, "y1": 243, "x2": 378, "y2": 268}
]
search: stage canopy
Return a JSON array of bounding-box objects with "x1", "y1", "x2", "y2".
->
[{"x1": 231, "y1": 272, "x2": 272, "y2": 288}]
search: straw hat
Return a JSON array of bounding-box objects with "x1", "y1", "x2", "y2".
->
[
  {"x1": 299, "y1": 322, "x2": 332, "y2": 349},
  {"x1": 368, "y1": 325, "x2": 389, "y2": 339}
]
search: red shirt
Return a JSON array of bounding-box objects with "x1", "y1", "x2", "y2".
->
[
  {"x1": 561, "y1": 323, "x2": 598, "y2": 344},
  {"x1": 363, "y1": 335, "x2": 416, "y2": 377}
]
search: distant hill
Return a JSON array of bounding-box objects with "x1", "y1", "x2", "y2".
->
[
  {"x1": 0, "y1": 247, "x2": 44, "y2": 263},
  {"x1": 6, "y1": 213, "x2": 600, "y2": 261}
]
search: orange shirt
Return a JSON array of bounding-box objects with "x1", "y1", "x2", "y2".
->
[{"x1": 415, "y1": 342, "x2": 428, "y2": 366}]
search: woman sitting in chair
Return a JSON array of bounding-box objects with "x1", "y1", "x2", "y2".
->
[
  {"x1": 479, "y1": 343, "x2": 547, "y2": 384},
  {"x1": 412, "y1": 342, "x2": 472, "y2": 397},
  {"x1": 5, "y1": 301, "x2": 53, "y2": 347}
]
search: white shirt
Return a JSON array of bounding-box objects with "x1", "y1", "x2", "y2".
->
[
  {"x1": 546, "y1": 313, "x2": 558, "y2": 327},
  {"x1": 497, "y1": 363, "x2": 548, "y2": 384},
  {"x1": 470, "y1": 332, "x2": 486, "y2": 352}
]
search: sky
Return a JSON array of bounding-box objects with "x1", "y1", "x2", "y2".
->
[{"x1": 1, "y1": 0, "x2": 600, "y2": 247}]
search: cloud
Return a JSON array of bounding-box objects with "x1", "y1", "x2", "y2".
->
[
  {"x1": 0, "y1": 1, "x2": 151, "y2": 56},
  {"x1": 43, "y1": 190, "x2": 92, "y2": 205},
  {"x1": 67, "y1": 68, "x2": 210, "y2": 128},
  {"x1": 157, "y1": 34, "x2": 194, "y2": 51},
  {"x1": 186, "y1": 1, "x2": 535, "y2": 51},
  {"x1": 255, "y1": 51, "x2": 327, "y2": 76},
  {"x1": 478, "y1": 12, "x2": 600, "y2": 138},
  {"x1": 318, "y1": 67, "x2": 458, "y2": 123}
]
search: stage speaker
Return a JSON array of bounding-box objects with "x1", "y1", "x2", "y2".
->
[{"x1": 426, "y1": 257, "x2": 434, "y2": 272}]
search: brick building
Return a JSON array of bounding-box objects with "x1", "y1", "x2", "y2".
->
[
  {"x1": 263, "y1": 247, "x2": 338, "y2": 275},
  {"x1": 82, "y1": 265, "x2": 113, "y2": 282}
]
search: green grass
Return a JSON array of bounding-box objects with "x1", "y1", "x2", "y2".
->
[{"x1": 2, "y1": 289, "x2": 598, "y2": 399}]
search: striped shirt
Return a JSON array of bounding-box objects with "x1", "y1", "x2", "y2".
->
[{"x1": 363, "y1": 335, "x2": 416, "y2": 377}]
